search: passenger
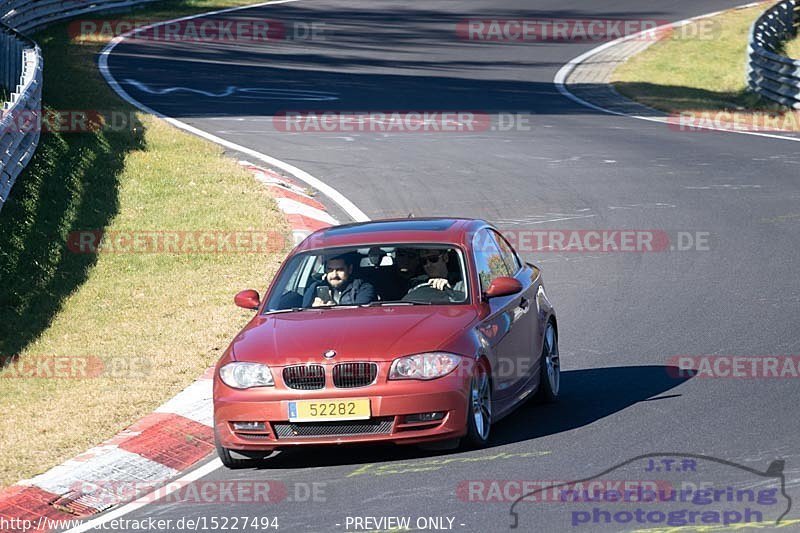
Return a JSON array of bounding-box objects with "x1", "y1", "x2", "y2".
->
[{"x1": 302, "y1": 253, "x2": 376, "y2": 307}]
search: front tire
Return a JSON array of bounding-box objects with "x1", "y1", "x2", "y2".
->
[
  {"x1": 463, "y1": 361, "x2": 492, "y2": 448},
  {"x1": 215, "y1": 429, "x2": 269, "y2": 469},
  {"x1": 535, "y1": 322, "x2": 560, "y2": 403}
]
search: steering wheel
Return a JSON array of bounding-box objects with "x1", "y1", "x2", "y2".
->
[{"x1": 403, "y1": 282, "x2": 458, "y2": 304}]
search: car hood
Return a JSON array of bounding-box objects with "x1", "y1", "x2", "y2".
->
[{"x1": 231, "y1": 306, "x2": 478, "y2": 365}]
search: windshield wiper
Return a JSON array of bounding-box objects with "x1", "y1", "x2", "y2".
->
[
  {"x1": 263, "y1": 307, "x2": 306, "y2": 315},
  {"x1": 363, "y1": 300, "x2": 433, "y2": 306},
  {"x1": 264, "y1": 304, "x2": 361, "y2": 315},
  {"x1": 266, "y1": 302, "x2": 431, "y2": 313}
]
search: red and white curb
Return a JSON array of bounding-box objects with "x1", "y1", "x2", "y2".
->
[
  {"x1": 0, "y1": 370, "x2": 215, "y2": 530},
  {"x1": 0, "y1": 165, "x2": 339, "y2": 531},
  {"x1": 240, "y1": 160, "x2": 340, "y2": 241}
]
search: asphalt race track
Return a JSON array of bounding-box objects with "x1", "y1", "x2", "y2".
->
[{"x1": 90, "y1": 0, "x2": 800, "y2": 531}]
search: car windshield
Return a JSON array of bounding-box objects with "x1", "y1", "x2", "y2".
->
[{"x1": 263, "y1": 244, "x2": 469, "y2": 312}]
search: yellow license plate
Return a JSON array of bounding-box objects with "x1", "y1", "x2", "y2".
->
[{"x1": 288, "y1": 398, "x2": 371, "y2": 422}]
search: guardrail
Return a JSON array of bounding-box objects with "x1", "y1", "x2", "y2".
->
[
  {"x1": 0, "y1": 27, "x2": 40, "y2": 208},
  {"x1": 747, "y1": 0, "x2": 800, "y2": 108},
  {"x1": 0, "y1": 0, "x2": 159, "y2": 211}
]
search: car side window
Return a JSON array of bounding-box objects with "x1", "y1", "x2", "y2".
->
[
  {"x1": 472, "y1": 229, "x2": 510, "y2": 292},
  {"x1": 492, "y1": 230, "x2": 522, "y2": 275}
]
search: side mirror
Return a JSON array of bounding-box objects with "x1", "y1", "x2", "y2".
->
[
  {"x1": 234, "y1": 289, "x2": 260, "y2": 310},
  {"x1": 484, "y1": 277, "x2": 522, "y2": 299}
]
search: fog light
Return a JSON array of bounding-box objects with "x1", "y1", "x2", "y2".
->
[
  {"x1": 233, "y1": 421, "x2": 266, "y2": 431},
  {"x1": 404, "y1": 412, "x2": 445, "y2": 423}
]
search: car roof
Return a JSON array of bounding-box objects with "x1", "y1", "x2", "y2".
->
[{"x1": 295, "y1": 217, "x2": 488, "y2": 252}]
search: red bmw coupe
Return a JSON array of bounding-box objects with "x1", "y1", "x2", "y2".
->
[{"x1": 213, "y1": 218, "x2": 559, "y2": 467}]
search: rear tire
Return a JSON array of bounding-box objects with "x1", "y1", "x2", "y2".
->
[
  {"x1": 463, "y1": 361, "x2": 492, "y2": 448},
  {"x1": 534, "y1": 322, "x2": 560, "y2": 403}
]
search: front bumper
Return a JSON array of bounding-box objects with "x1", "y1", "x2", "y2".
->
[{"x1": 214, "y1": 369, "x2": 470, "y2": 451}]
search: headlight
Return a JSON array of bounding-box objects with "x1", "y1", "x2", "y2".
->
[
  {"x1": 389, "y1": 352, "x2": 461, "y2": 380},
  {"x1": 219, "y1": 362, "x2": 275, "y2": 389}
]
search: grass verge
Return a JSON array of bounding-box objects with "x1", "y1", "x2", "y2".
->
[
  {"x1": 783, "y1": 33, "x2": 800, "y2": 59},
  {"x1": 0, "y1": 0, "x2": 289, "y2": 489},
  {"x1": 612, "y1": 5, "x2": 786, "y2": 113}
]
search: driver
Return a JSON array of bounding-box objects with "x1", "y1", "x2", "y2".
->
[{"x1": 403, "y1": 249, "x2": 465, "y2": 299}]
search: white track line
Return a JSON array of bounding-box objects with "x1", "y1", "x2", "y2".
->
[
  {"x1": 98, "y1": 0, "x2": 369, "y2": 222},
  {"x1": 554, "y1": 1, "x2": 800, "y2": 144}
]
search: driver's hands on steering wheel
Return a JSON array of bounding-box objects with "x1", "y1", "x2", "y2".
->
[{"x1": 427, "y1": 278, "x2": 451, "y2": 291}]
